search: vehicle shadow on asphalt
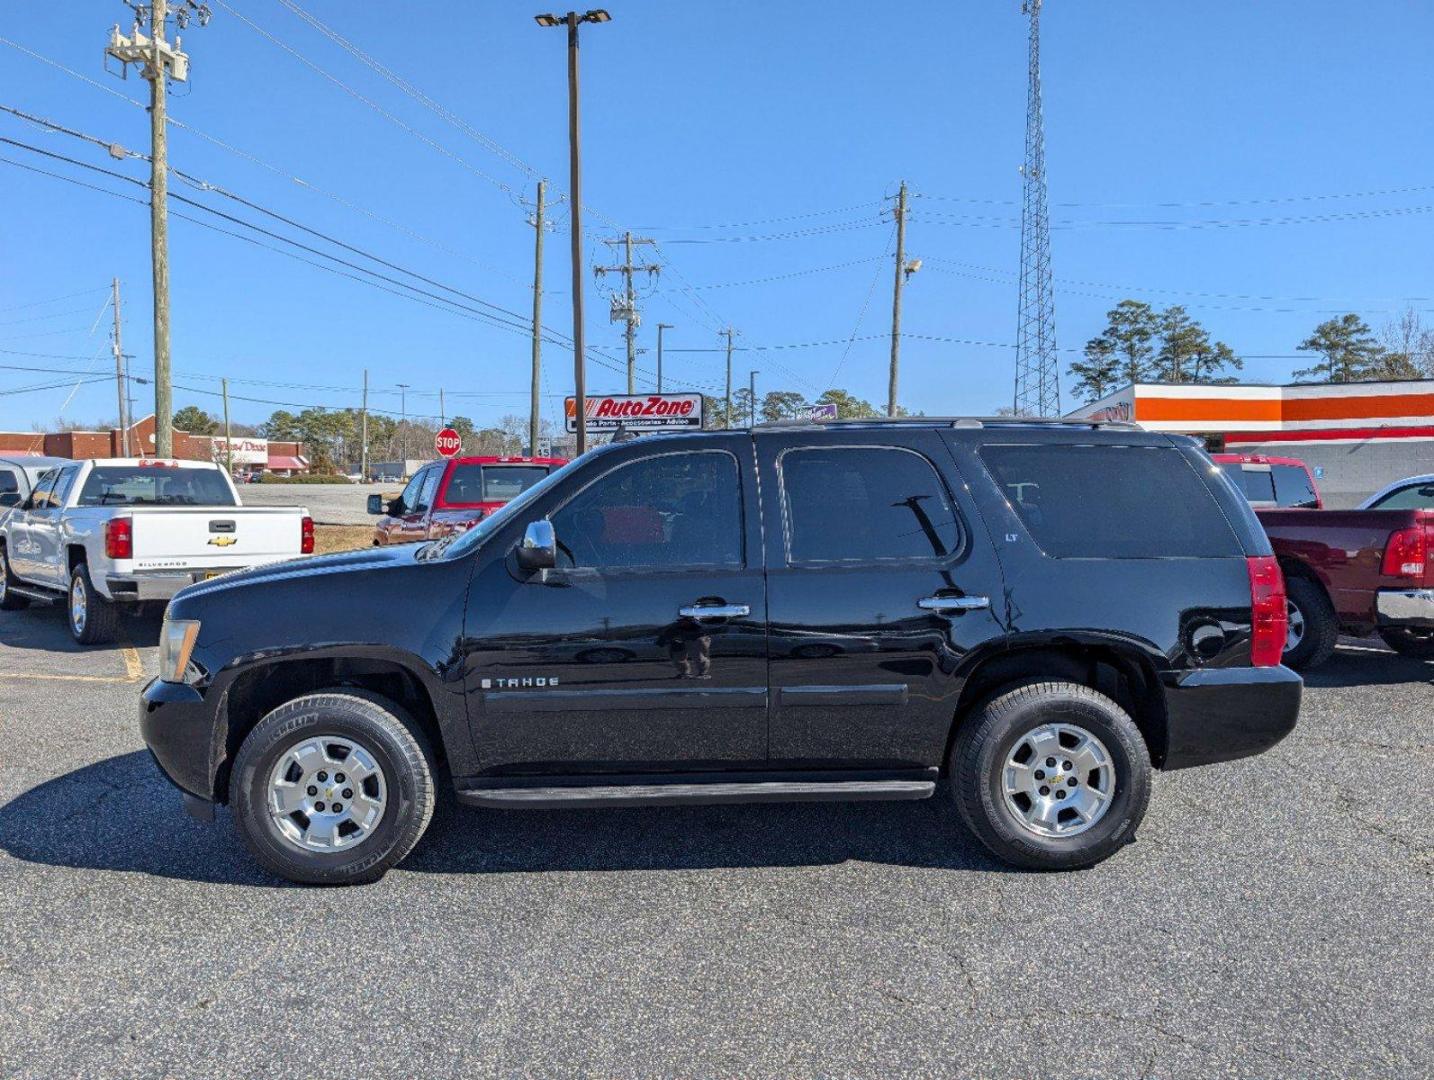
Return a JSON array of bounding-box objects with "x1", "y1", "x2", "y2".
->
[
  {"x1": 0, "y1": 750, "x2": 1010, "y2": 885},
  {"x1": 1305, "y1": 645, "x2": 1434, "y2": 689},
  {"x1": 0, "y1": 605, "x2": 162, "y2": 654}
]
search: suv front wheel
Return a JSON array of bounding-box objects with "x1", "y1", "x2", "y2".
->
[
  {"x1": 231, "y1": 691, "x2": 436, "y2": 886},
  {"x1": 951, "y1": 682, "x2": 1152, "y2": 871}
]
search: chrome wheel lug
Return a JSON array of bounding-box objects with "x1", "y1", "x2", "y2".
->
[
  {"x1": 1033, "y1": 769, "x2": 1045, "y2": 781},
  {"x1": 317, "y1": 771, "x2": 328, "y2": 782},
  {"x1": 342, "y1": 788, "x2": 353, "y2": 799},
  {"x1": 307, "y1": 785, "x2": 318, "y2": 796}
]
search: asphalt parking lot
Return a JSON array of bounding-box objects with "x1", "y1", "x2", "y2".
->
[
  {"x1": 240, "y1": 482, "x2": 388, "y2": 525},
  {"x1": 0, "y1": 606, "x2": 1430, "y2": 1079}
]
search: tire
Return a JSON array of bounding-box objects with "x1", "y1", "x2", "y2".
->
[
  {"x1": 69, "y1": 562, "x2": 117, "y2": 644},
  {"x1": 230, "y1": 690, "x2": 436, "y2": 886},
  {"x1": 0, "y1": 546, "x2": 29, "y2": 611},
  {"x1": 1377, "y1": 626, "x2": 1434, "y2": 660},
  {"x1": 950, "y1": 681, "x2": 1152, "y2": 871},
  {"x1": 1282, "y1": 576, "x2": 1338, "y2": 671}
]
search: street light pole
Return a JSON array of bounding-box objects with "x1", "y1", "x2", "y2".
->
[
  {"x1": 535, "y1": 8, "x2": 611, "y2": 456},
  {"x1": 749, "y1": 370, "x2": 758, "y2": 427},
  {"x1": 656, "y1": 322, "x2": 673, "y2": 393}
]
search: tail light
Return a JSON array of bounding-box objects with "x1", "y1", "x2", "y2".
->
[
  {"x1": 1247, "y1": 555, "x2": 1288, "y2": 667},
  {"x1": 1381, "y1": 526, "x2": 1428, "y2": 582},
  {"x1": 301, "y1": 515, "x2": 315, "y2": 555},
  {"x1": 104, "y1": 517, "x2": 133, "y2": 560}
]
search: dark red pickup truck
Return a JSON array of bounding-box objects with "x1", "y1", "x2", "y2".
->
[
  {"x1": 1258, "y1": 509, "x2": 1433, "y2": 667},
  {"x1": 1214, "y1": 453, "x2": 1434, "y2": 667},
  {"x1": 367, "y1": 455, "x2": 567, "y2": 546}
]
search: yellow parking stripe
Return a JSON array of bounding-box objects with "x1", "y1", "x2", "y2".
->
[{"x1": 0, "y1": 672, "x2": 136, "y2": 684}]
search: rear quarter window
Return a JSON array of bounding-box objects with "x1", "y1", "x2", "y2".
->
[{"x1": 980, "y1": 443, "x2": 1242, "y2": 559}]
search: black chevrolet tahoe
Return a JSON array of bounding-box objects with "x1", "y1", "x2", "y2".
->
[{"x1": 141, "y1": 418, "x2": 1302, "y2": 885}]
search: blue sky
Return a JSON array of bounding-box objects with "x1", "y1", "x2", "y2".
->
[{"x1": 2, "y1": 0, "x2": 1432, "y2": 432}]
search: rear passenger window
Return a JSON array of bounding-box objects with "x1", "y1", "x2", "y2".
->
[
  {"x1": 781, "y1": 447, "x2": 960, "y2": 564},
  {"x1": 0, "y1": 469, "x2": 17, "y2": 495},
  {"x1": 980, "y1": 444, "x2": 1242, "y2": 559}
]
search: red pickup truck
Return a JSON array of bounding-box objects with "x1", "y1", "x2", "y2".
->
[
  {"x1": 1213, "y1": 454, "x2": 1434, "y2": 667},
  {"x1": 367, "y1": 455, "x2": 567, "y2": 546}
]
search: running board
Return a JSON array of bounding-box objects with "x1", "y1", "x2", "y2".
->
[
  {"x1": 456, "y1": 778, "x2": 935, "y2": 810},
  {"x1": 6, "y1": 584, "x2": 60, "y2": 604}
]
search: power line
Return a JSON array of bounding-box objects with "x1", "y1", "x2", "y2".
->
[{"x1": 0, "y1": 287, "x2": 109, "y2": 314}]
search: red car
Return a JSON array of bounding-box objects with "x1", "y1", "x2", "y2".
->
[
  {"x1": 368, "y1": 455, "x2": 567, "y2": 546},
  {"x1": 1210, "y1": 453, "x2": 1323, "y2": 509}
]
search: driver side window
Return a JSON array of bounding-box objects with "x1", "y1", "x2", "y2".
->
[
  {"x1": 27, "y1": 471, "x2": 58, "y2": 511},
  {"x1": 397, "y1": 469, "x2": 426, "y2": 513},
  {"x1": 549, "y1": 451, "x2": 742, "y2": 571}
]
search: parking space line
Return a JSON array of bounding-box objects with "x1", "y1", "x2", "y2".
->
[
  {"x1": 119, "y1": 634, "x2": 144, "y2": 682},
  {"x1": 0, "y1": 672, "x2": 136, "y2": 684}
]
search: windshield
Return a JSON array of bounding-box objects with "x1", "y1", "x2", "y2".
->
[
  {"x1": 424, "y1": 458, "x2": 580, "y2": 560},
  {"x1": 445, "y1": 463, "x2": 551, "y2": 504},
  {"x1": 76, "y1": 465, "x2": 237, "y2": 507}
]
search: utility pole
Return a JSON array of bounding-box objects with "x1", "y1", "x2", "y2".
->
[
  {"x1": 111, "y1": 277, "x2": 130, "y2": 456},
  {"x1": 528, "y1": 178, "x2": 546, "y2": 456},
  {"x1": 360, "y1": 369, "x2": 369, "y2": 482},
  {"x1": 595, "y1": 231, "x2": 660, "y2": 393},
  {"x1": 749, "y1": 370, "x2": 759, "y2": 427},
  {"x1": 397, "y1": 383, "x2": 410, "y2": 465},
  {"x1": 535, "y1": 9, "x2": 611, "y2": 455},
  {"x1": 721, "y1": 327, "x2": 738, "y2": 428},
  {"x1": 888, "y1": 180, "x2": 913, "y2": 417},
  {"x1": 656, "y1": 323, "x2": 673, "y2": 394},
  {"x1": 221, "y1": 376, "x2": 232, "y2": 475},
  {"x1": 439, "y1": 387, "x2": 446, "y2": 427},
  {"x1": 106, "y1": 0, "x2": 211, "y2": 457}
]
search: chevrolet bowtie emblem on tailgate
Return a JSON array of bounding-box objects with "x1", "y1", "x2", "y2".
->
[{"x1": 207, "y1": 536, "x2": 238, "y2": 547}]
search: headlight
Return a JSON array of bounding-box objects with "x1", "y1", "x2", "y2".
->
[{"x1": 159, "y1": 618, "x2": 201, "y2": 684}]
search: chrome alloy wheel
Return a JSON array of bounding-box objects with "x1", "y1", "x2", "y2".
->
[
  {"x1": 1285, "y1": 600, "x2": 1305, "y2": 652},
  {"x1": 266, "y1": 736, "x2": 387, "y2": 852},
  {"x1": 1002, "y1": 723, "x2": 1115, "y2": 838},
  {"x1": 69, "y1": 572, "x2": 88, "y2": 636},
  {"x1": 0, "y1": 551, "x2": 8, "y2": 603}
]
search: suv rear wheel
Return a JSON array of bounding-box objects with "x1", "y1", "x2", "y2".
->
[
  {"x1": 950, "y1": 682, "x2": 1151, "y2": 871},
  {"x1": 231, "y1": 691, "x2": 436, "y2": 886},
  {"x1": 1282, "y1": 576, "x2": 1338, "y2": 670}
]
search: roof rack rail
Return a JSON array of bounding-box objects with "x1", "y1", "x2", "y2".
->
[{"x1": 751, "y1": 416, "x2": 1143, "y2": 432}]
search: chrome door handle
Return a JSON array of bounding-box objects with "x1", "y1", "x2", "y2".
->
[
  {"x1": 679, "y1": 603, "x2": 750, "y2": 621},
  {"x1": 918, "y1": 595, "x2": 990, "y2": 613}
]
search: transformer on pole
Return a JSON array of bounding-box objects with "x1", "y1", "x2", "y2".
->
[{"x1": 1013, "y1": 0, "x2": 1060, "y2": 418}]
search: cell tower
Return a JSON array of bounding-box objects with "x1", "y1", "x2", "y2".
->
[{"x1": 1013, "y1": 0, "x2": 1060, "y2": 417}]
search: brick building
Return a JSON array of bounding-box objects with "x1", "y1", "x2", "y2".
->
[{"x1": 0, "y1": 414, "x2": 306, "y2": 473}]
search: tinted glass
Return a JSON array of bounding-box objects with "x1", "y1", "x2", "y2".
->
[
  {"x1": 782, "y1": 447, "x2": 960, "y2": 564},
  {"x1": 76, "y1": 466, "x2": 236, "y2": 507},
  {"x1": 0, "y1": 469, "x2": 18, "y2": 495},
  {"x1": 1370, "y1": 482, "x2": 1434, "y2": 510},
  {"x1": 1218, "y1": 463, "x2": 1276, "y2": 503},
  {"x1": 551, "y1": 452, "x2": 741, "y2": 570},
  {"x1": 446, "y1": 464, "x2": 550, "y2": 504},
  {"x1": 1272, "y1": 464, "x2": 1320, "y2": 508},
  {"x1": 981, "y1": 444, "x2": 1242, "y2": 559},
  {"x1": 397, "y1": 470, "x2": 425, "y2": 512},
  {"x1": 50, "y1": 467, "x2": 80, "y2": 508},
  {"x1": 416, "y1": 467, "x2": 441, "y2": 512},
  {"x1": 28, "y1": 471, "x2": 57, "y2": 510}
]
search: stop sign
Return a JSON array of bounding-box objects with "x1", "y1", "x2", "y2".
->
[{"x1": 434, "y1": 427, "x2": 462, "y2": 458}]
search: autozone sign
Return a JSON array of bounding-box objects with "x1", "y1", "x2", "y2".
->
[{"x1": 564, "y1": 393, "x2": 704, "y2": 433}]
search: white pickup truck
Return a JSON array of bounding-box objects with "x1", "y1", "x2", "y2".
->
[{"x1": 0, "y1": 458, "x2": 311, "y2": 644}]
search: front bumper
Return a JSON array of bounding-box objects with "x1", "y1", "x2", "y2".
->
[
  {"x1": 1161, "y1": 664, "x2": 1303, "y2": 770},
  {"x1": 1375, "y1": 587, "x2": 1434, "y2": 628},
  {"x1": 139, "y1": 677, "x2": 226, "y2": 807}
]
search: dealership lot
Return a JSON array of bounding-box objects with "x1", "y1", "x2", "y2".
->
[{"x1": 0, "y1": 608, "x2": 1429, "y2": 1078}]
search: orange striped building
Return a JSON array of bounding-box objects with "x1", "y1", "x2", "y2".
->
[{"x1": 1067, "y1": 380, "x2": 1434, "y2": 508}]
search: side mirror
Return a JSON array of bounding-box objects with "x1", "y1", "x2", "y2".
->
[
  {"x1": 516, "y1": 519, "x2": 557, "y2": 571},
  {"x1": 366, "y1": 493, "x2": 384, "y2": 515},
  {"x1": 0, "y1": 492, "x2": 19, "y2": 508},
  {"x1": 386, "y1": 497, "x2": 406, "y2": 517}
]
